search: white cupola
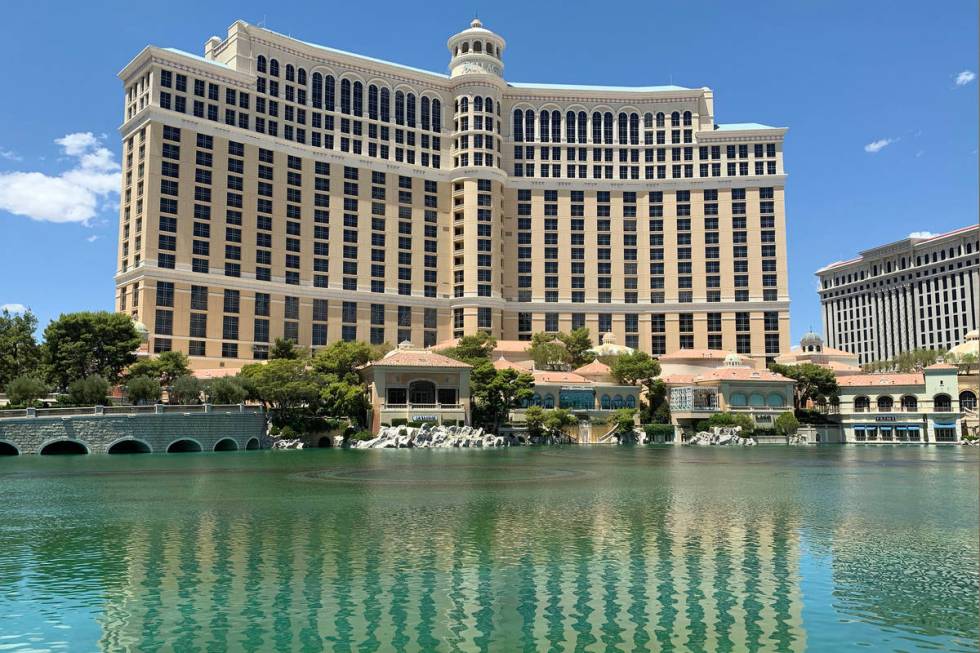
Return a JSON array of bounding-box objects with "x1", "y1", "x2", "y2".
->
[{"x1": 447, "y1": 19, "x2": 505, "y2": 79}]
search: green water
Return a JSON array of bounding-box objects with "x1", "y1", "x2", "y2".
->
[{"x1": 0, "y1": 446, "x2": 976, "y2": 652}]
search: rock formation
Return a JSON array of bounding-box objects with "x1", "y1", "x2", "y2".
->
[{"x1": 685, "y1": 426, "x2": 757, "y2": 446}]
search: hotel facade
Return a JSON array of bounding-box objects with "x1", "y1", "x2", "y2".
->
[
  {"x1": 816, "y1": 225, "x2": 979, "y2": 365},
  {"x1": 115, "y1": 20, "x2": 790, "y2": 369}
]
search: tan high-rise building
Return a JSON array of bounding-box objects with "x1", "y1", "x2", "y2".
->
[{"x1": 115, "y1": 19, "x2": 790, "y2": 370}]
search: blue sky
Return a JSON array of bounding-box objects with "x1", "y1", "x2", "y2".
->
[{"x1": 0, "y1": 1, "x2": 976, "y2": 342}]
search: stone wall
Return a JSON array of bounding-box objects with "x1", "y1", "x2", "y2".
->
[{"x1": 0, "y1": 410, "x2": 266, "y2": 454}]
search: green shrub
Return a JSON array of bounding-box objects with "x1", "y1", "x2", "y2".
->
[
  {"x1": 753, "y1": 428, "x2": 778, "y2": 437},
  {"x1": 696, "y1": 412, "x2": 755, "y2": 435},
  {"x1": 643, "y1": 423, "x2": 675, "y2": 438},
  {"x1": 774, "y1": 411, "x2": 800, "y2": 436},
  {"x1": 391, "y1": 418, "x2": 408, "y2": 427},
  {"x1": 126, "y1": 376, "x2": 161, "y2": 405},
  {"x1": 168, "y1": 375, "x2": 202, "y2": 404},
  {"x1": 69, "y1": 375, "x2": 111, "y2": 406},
  {"x1": 351, "y1": 429, "x2": 374, "y2": 441},
  {"x1": 4, "y1": 375, "x2": 49, "y2": 407}
]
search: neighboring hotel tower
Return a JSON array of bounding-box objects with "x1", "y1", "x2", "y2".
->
[
  {"x1": 115, "y1": 20, "x2": 791, "y2": 369},
  {"x1": 816, "y1": 225, "x2": 979, "y2": 364}
]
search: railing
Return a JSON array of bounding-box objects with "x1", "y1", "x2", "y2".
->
[
  {"x1": 0, "y1": 404, "x2": 263, "y2": 420},
  {"x1": 381, "y1": 403, "x2": 464, "y2": 411}
]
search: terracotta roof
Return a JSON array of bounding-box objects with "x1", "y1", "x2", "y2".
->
[
  {"x1": 825, "y1": 361, "x2": 862, "y2": 372},
  {"x1": 663, "y1": 368, "x2": 793, "y2": 384},
  {"x1": 658, "y1": 348, "x2": 732, "y2": 361},
  {"x1": 924, "y1": 363, "x2": 958, "y2": 371},
  {"x1": 837, "y1": 373, "x2": 924, "y2": 387},
  {"x1": 532, "y1": 371, "x2": 590, "y2": 384},
  {"x1": 369, "y1": 349, "x2": 471, "y2": 369},
  {"x1": 493, "y1": 357, "x2": 532, "y2": 372},
  {"x1": 574, "y1": 360, "x2": 612, "y2": 376},
  {"x1": 193, "y1": 368, "x2": 241, "y2": 379},
  {"x1": 431, "y1": 338, "x2": 530, "y2": 354}
]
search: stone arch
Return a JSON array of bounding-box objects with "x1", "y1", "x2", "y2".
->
[
  {"x1": 107, "y1": 438, "x2": 152, "y2": 454},
  {"x1": 0, "y1": 440, "x2": 19, "y2": 456},
  {"x1": 39, "y1": 439, "x2": 89, "y2": 455},
  {"x1": 167, "y1": 438, "x2": 203, "y2": 453},
  {"x1": 960, "y1": 390, "x2": 977, "y2": 411},
  {"x1": 245, "y1": 437, "x2": 260, "y2": 450},
  {"x1": 876, "y1": 395, "x2": 894, "y2": 411},
  {"x1": 213, "y1": 438, "x2": 239, "y2": 452},
  {"x1": 408, "y1": 380, "x2": 436, "y2": 404},
  {"x1": 317, "y1": 436, "x2": 333, "y2": 448}
]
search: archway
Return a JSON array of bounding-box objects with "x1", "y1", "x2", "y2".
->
[
  {"x1": 245, "y1": 437, "x2": 260, "y2": 450},
  {"x1": 167, "y1": 439, "x2": 203, "y2": 453},
  {"x1": 107, "y1": 439, "x2": 151, "y2": 454},
  {"x1": 0, "y1": 441, "x2": 19, "y2": 456},
  {"x1": 960, "y1": 390, "x2": 977, "y2": 411},
  {"x1": 317, "y1": 436, "x2": 333, "y2": 448},
  {"x1": 933, "y1": 394, "x2": 952, "y2": 412},
  {"x1": 40, "y1": 440, "x2": 88, "y2": 455},
  {"x1": 408, "y1": 380, "x2": 436, "y2": 405},
  {"x1": 213, "y1": 438, "x2": 238, "y2": 452}
]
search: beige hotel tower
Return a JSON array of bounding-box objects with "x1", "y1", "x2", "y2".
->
[{"x1": 115, "y1": 19, "x2": 790, "y2": 369}]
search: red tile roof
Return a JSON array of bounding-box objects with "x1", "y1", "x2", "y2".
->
[
  {"x1": 658, "y1": 348, "x2": 733, "y2": 361},
  {"x1": 574, "y1": 360, "x2": 612, "y2": 376},
  {"x1": 369, "y1": 349, "x2": 472, "y2": 369},
  {"x1": 532, "y1": 371, "x2": 590, "y2": 384},
  {"x1": 837, "y1": 373, "x2": 924, "y2": 387}
]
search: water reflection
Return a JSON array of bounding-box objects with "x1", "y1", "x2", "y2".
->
[{"x1": 0, "y1": 447, "x2": 975, "y2": 652}]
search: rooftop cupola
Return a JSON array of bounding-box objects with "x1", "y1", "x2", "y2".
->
[{"x1": 447, "y1": 18, "x2": 505, "y2": 79}]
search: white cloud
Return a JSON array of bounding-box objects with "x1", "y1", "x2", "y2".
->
[
  {"x1": 955, "y1": 70, "x2": 976, "y2": 86},
  {"x1": 0, "y1": 132, "x2": 120, "y2": 224},
  {"x1": 864, "y1": 138, "x2": 896, "y2": 153},
  {"x1": 86, "y1": 234, "x2": 99, "y2": 243},
  {"x1": 0, "y1": 148, "x2": 21, "y2": 162},
  {"x1": 1, "y1": 303, "x2": 27, "y2": 314},
  {"x1": 909, "y1": 231, "x2": 935, "y2": 238}
]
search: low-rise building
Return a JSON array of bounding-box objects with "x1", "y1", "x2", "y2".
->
[
  {"x1": 663, "y1": 353, "x2": 795, "y2": 436},
  {"x1": 360, "y1": 342, "x2": 472, "y2": 432},
  {"x1": 774, "y1": 332, "x2": 862, "y2": 376},
  {"x1": 831, "y1": 363, "x2": 961, "y2": 443}
]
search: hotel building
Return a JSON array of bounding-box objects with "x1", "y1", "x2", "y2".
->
[
  {"x1": 817, "y1": 225, "x2": 979, "y2": 365},
  {"x1": 115, "y1": 19, "x2": 790, "y2": 370}
]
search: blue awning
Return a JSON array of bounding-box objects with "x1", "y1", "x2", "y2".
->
[{"x1": 933, "y1": 422, "x2": 958, "y2": 427}]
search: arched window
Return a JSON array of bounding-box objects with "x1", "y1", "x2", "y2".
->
[
  {"x1": 431, "y1": 99, "x2": 441, "y2": 132},
  {"x1": 543, "y1": 394, "x2": 554, "y2": 409},
  {"x1": 312, "y1": 72, "x2": 323, "y2": 109},
  {"x1": 644, "y1": 112, "x2": 653, "y2": 129},
  {"x1": 285, "y1": 64, "x2": 295, "y2": 81},
  {"x1": 683, "y1": 110, "x2": 692, "y2": 126},
  {"x1": 406, "y1": 93, "x2": 416, "y2": 127},
  {"x1": 461, "y1": 42, "x2": 469, "y2": 54},
  {"x1": 578, "y1": 111, "x2": 587, "y2": 143},
  {"x1": 901, "y1": 395, "x2": 918, "y2": 411},
  {"x1": 960, "y1": 391, "x2": 977, "y2": 411},
  {"x1": 380, "y1": 87, "x2": 390, "y2": 121},
  {"x1": 612, "y1": 395, "x2": 624, "y2": 409},
  {"x1": 525, "y1": 109, "x2": 535, "y2": 141},
  {"x1": 618, "y1": 112, "x2": 628, "y2": 144},
  {"x1": 324, "y1": 76, "x2": 335, "y2": 110},
  {"x1": 474, "y1": 96, "x2": 483, "y2": 112},
  {"x1": 566, "y1": 111, "x2": 576, "y2": 143},
  {"x1": 625, "y1": 395, "x2": 636, "y2": 408},
  {"x1": 257, "y1": 55, "x2": 267, "y2": 74},
  {"x1": 485, "y1": 42, "x2": 493, "y2": 56},
  {"x1": 420, "y1": 96, "x2": 430, "y2": 130},
  {"x1": 297, "y1": 68, "x2": 306, "y2": 85},
  {"x1": 629, "y1": 113, "x2": 639, "y2": 144},
  {"x1": 601, "y1": 394, "x2": 611, "y2": 409},
  {"x1": 551, "y1": 110, "x2": 561, "y2": 142},
  {"x1": 603, "y1": 112, "x2": 613, "y2": 144},
  {"x1": 485, "y1": 97, "x2": 493, "y2": 113},
  {"x1": 408, "y1": 381, "x2": 436, "y2": 405},
  {"x1": 460, "y1": 96, "x2": 468, "y2": 113},
  {"x1": 670, "y1": 111, "x2": 680, "y2": 127},
  {"x1": 749, "y1": 393, "x2": 766, "y2": 407},
  {"x1": 934, "y1": 394, "x2": 952, "y2": 412},
  {"x1": 269, "y1": 59, "x2": 280, "y2": 77},
  {"x1": 368, "y1": 85, "x2": 378, "y2": 119},
  {"x1": 395, "y1": 90, "x2": 405, "y2": 125},
  {"x1": 540, "y1": 111, "x2": 550, "y2": 142},
  {"x1": 767, "y1": 393, "x2": 785, "y2": 408},
  {"x1": 656, "y1": 112, "x2": 665, "y2": 128},
  {"x1": 513, "y1": 109, "x2": 524, "y2": 142},
  {"x1": 854, "y1": 396, "x2": 870, "y2": 412},
  {"x1": 340, "y1": 78, "x2": 351, "y2": 114},
  {"x1": 729, "y1": 393, "x2": 747, "y2": 407},
  {"x1": 473, "y1": 41, "x2": 482, "y2": 52},
  {"x1": 592, "y1": 112, "x2": 602, "y2": 143},
  {"x1": 877, "y1": 396, "x2": 894, "y2": 411},
  {"x1": 352, "y1": 81, "x2": 363, "y2": 116},
  {"x1": 532, "y1": 393, "x2": 541, "y2": 407}
]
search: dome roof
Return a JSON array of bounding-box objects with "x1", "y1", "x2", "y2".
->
[
  {"x1": 947, "y1": 330, "x2": 979, "y2": 360},
  {"x1": 587, "y1": 332, "x2": 635, "y2": 358},
  {"x1": 131, "y1": 319, "x2": 149, "y2": 342},
  {"x1": 723, "y1": 353, "x2": 745, "y2": 367},
  {"x1": 800, "y1": 331, "x2": 823, "y2": 347}
]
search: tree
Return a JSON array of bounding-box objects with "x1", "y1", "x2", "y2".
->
[
  {"x1": 5, "y1": 375, "x2": 48, "y2": 407},
  {"x1": 0, "y1": 308, "x2": 41, "y2": 390},
  {"x1": 864, "y1": 348, "x2": 948, "y2": 373},
  {"x1": 610, "y1": 351, "x2": 661, "y2": 386},
  {"x1": 203, "y1": 376, "x2": 249, "y2": 405},
  {"x1": 954, "y1": 352, "x2": 978, "y2": 376},
  {"x1": 43, "y1": 311, "x2": 140, "y2": 389},
  {"x1": 559, "y1": 328, "x2": 595, "y2": 368},
  {"x1": 169, "y1": 375, "x2": 202, "y2": 404},
  {"x1": 528, "y1": 334, "x2": 570, "y2": 370},
  {"x1": 270, "y1": 337, "x2": 305, "y2": 360},
  {"x1": 126, "y1": 376, "x2": 161, "y2": 405},
  {"x1": 640, "y1": 378, "x2": 671, "y2": 424},
  {"x1": 471, "y1": 364, "x2": 535, "y2": 432},
  {"x1": 769, "y1": 363, "x2": 839, "y2": 409},
  {"x1": 543, "y1": 408, "x2": 577, "y2": 439},
  {"x1": 319, "y1": 380, "x2": 370, "y2": 424},
  {"x1": 67, "y1": 374, "x2": 111, "y2": 406},
  {"x1": 240, "y1": 358, "x2": 319, "y2": 424},
  {"x1": 611, "y1": 408, "x2": 638, "y2": 440},
  {"x1": 774, "y1": 411, "x2": 800, "y2": 436},
  {"x1": 312, "y1": 340, "x2": 382, "y2": 383},
  {"x1": 126, "y1": 350, "x2": 191, "y2": 387},
  {"x1": 441, "y1": 331, "x2": 496, "y2": 366},
  {"x1": 697, "y1": 412, "x2": 755, "y2": 435},
  {"x1": 523, "y1": 405, "x2": 546, "y2": 440}
]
